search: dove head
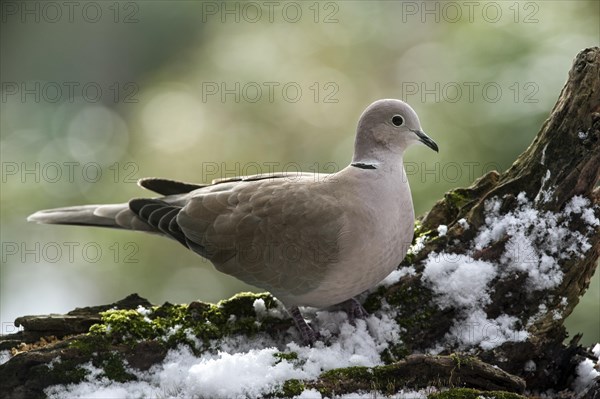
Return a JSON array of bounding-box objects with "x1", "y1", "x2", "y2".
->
[{"x1": 352, "y1": 99, "x2": 438, "y2": 165}]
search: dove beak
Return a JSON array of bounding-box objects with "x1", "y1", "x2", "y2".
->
[{"x1": 412, "y1": 129, "x2": 439, "y2": 152}]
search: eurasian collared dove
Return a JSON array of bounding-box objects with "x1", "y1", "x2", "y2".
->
[{"x1": 28, "y1": 99, "x2": 438, "y2": 344}]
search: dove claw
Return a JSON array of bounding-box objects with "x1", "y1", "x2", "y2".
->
[
  {"x1": 342, "y1": 298, "x2": 369, "y2": 326},
  {"x1": 288, "y1": 306, "x2": 320, "y2": 345}
]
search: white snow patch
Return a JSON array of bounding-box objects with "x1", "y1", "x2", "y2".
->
[
  {"x1": 582, "y1": 208, "x2": 600, "y2": 227},
  {"x1": 474, "y1": 193, "x2": 594, "y2": 291},
  {"x1": 534, "y1": 169, "x2": 554, "y2": 204},
  {"x1": 446, "y1": 309, "x2": 528, "y2": 350},
  {"x1": 422, "y1": 253, "x2": 528, "y2": 350},
  {"x1": 379, "y1": 266, "x2": 416, "y2": 287},
  {"x1": 136, "y1": 305, "x2": 151, "y2": 316},
  {"x1": 409, "y1": 235, "x2": 426, "y2": 255},
  {"x1": 422, "y1": 193, "x2": 596, "y2": 351},
  {"x1": 578, "y1": 131, "x2": 588, "y2": 139},
  {"x1": 572, "y1": 358, "x2": 600, "y2": 393},
  {"x1": 437, "y1": 225, "x2": 448, "y2": 236},
  {"x1": 423, "y1": 254, "x2": 496, "y2": 309},
  {"x1": 561, "y1": 297, "x2": 568, "y2": 306},
  {"x1": 186, "y1": 348, "x2": 303, "y2": 397},
  {"x1": 295, "y1": 388, "x2": 322, "y2": 398},
  {"x1": 565, "y1": 195, "x2": 600, "y2": 227},
  {"x1": 164, "y1": 324, "x2": 182, "y2": 340},
  {"x1": 296, "y1": 389, "x2": 430, "y2": 399},
  {"x1": 253, "y1": 298, "x2": 286, "y2": 320},
  {"x1": 524, "y1": 360, "x2": 536, "y2": 372},
  {"x1": 184, "y1": 328, "x2": 203, "y2": 350},
  {"x1": 540, "y1": 143, "x2": 548, "y2": 165},
  {"x1": 47, "y1": 356, "x2": 62, "y2": 370},
  {"x1": 0, "y1": 350, "x2": 11, "y2": 365},
  {"x1": 253, "y1": 298, "x2": 267, "y2": 315},
  {"x1": 458, "y1": 218, "x2": 469, "y2": 230},
  {"x1": 552, "y1": 309, "x2": 563, "y2": 321},
  {"x1": 593, "y1": 343, "x2": 600, "y2": 358},
  {"x1": 336, "y1": 389, "x2": 429, "y2": 399},
  {"x1": 399, "y1": 388, "x2": 434, "y2": 398},
  {"x1": 46, "y1": 362, "x2": 158, "y2": 399},
  {"x1": 45, "y1": 309, "x2": 402, "y2": 399},
  {"x1": 565, "y1": 195, "x2": 591, "y2": 214}
]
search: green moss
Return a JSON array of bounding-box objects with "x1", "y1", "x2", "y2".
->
[
  {"x1": 101, "y1": 309, "x2": 156, "y2": 343},
  {"x1": 218, "y1": 292, "x2": 277, "y2": 317},
  {"x1": 380, "y1": 343, "x2": 409, "y2": 364},
  {"x1": 371, "y1": 363, "x2": 420, "y2": 394},
  {"x1": 403, "y1": 252, "x2": 416, "y2": 265},
  {"x1": 83, "y1": 292, "x2": 288, "y2": 353},
  {"x1": 215, "y1": 292, "x2": 288, "y2": 337},
  {"x1": 316, "y1": 365, "x2": 526, "y2": 398},
  {"x1": 362, "y1": 286, "x2": 387, "y2": 313},
  {"x1": 28, "y1": 292, "x2": 297, "y2": 389},
  {"x1": 69, "y1": 337, "x2": 135, "y2": 383},
  {"x1": 440, "y1": 189, "x2": 477, "y2": 222},
  {"x1": 278, "y1": 379, "x2": 305, "y2": 397},
  {"x1": 273, "y1": 351, "x2": 298, "y2": 363},
  {"x1": 71, "y1": 332, "x2": 107, "y2": 353},
  {"x1": 413, "y1": 219, "x2": 429, "y2": 238},
  {"x1": 317, "y1": 366, "x2": 371, "y2": 396},
  {"x1": 362, "y1": 268, "x2": 437, "y2": 353},
  {"x1": 389, "y1": 285, "x2": 436, "y2": 330},
  {"x1": 97, "y1": 352, "x2": 136, "y2": 383},
  {"x1": 450, "y1": 353, "x2": 477, "y2": 369},
  {"x1": 33, "y1": 359, "x2": 89, "y2": 387},
  {"x1": 317, "y1": 365, "x2": 404, "y2": 396},
  {"x1": 89, "y1": 323, "x2": 107, "y2": 335},
  {"x1": 445, "y1": 189, "x2": 471, "y2": 210},
  {"x1": 320, "y1": 366, "x2": 372, "y2": 381},
  {"x1": 428, "y1": 388, "x2": 525, "y2": 399}
]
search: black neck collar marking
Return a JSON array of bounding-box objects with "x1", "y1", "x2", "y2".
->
[{"x1": 351, "y1": 162, "x2": 377, "y2": 170}]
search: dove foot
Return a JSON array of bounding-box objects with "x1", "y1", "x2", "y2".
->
[
  {"x1": 288, "y1": 306, "x2": 319, "y2": 345},
  {"x1": 341, "y1": 298, "x2": 369, "y2": 325}
]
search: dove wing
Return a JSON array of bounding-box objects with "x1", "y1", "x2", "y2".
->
[{"x1": 178, "y1": 175, "x2": 347, "y2": 297}]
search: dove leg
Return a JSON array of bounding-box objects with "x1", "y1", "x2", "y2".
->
[
  {"x1": 288, "y1": 306, "x2": 319, "y2": 345},
  {"x1": 340, "y1": 298, "x2": 369, "y2": 325}
]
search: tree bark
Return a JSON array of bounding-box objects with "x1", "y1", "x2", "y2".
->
[{"x1": 1, "y1": 47, "x2": 599, "y2": 399}]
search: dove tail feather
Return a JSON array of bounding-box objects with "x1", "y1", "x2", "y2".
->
[
  {"x1": 128, "y1": 198, "x2": 187, "y2": 245},
  {"x1": 27, "y1": 203, "x2": 152, "y2": 232}
]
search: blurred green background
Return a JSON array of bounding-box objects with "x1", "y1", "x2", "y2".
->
[{"x1": 1, "y1": 1, "x2": 598, "y2": 344}]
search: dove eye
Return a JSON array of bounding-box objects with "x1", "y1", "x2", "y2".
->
[{"x1": 391, "y1": 115, "x2": 404, "y2": 126}]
